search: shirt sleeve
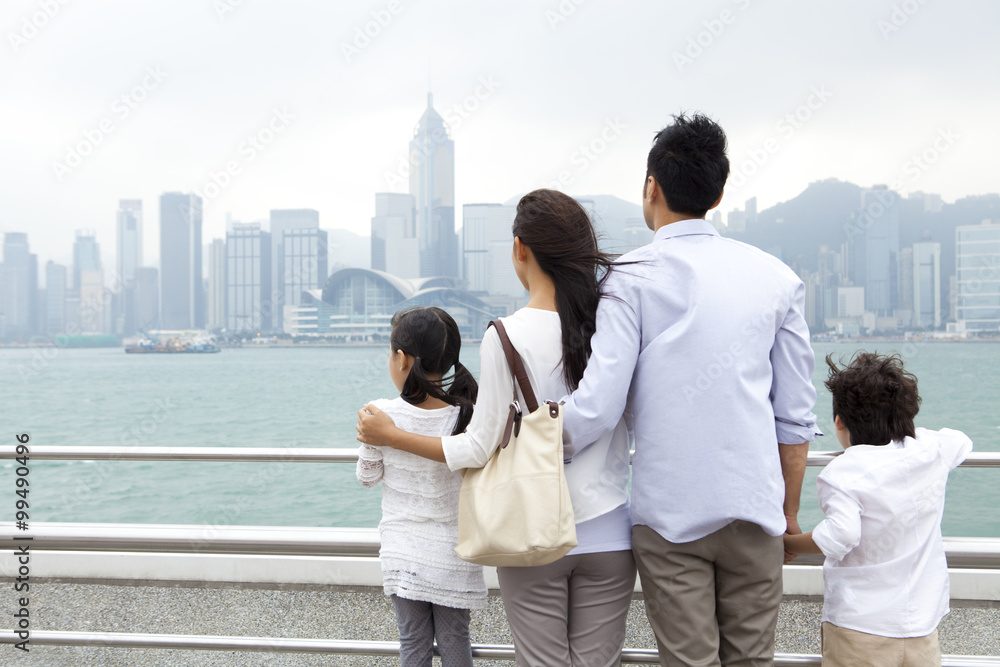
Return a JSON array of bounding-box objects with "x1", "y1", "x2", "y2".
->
[
  {"x1": 811, "y1": 473, "x2": 863, "y2": 561},
  {"x1": 441, "y1": 326, "x2": 514, "y2": 471},
  {"x1": 938, "y1": 428, "x2": 974, "y2": 469},
  {"x1": 770, "y1": 279, "x2": 821, "y2": 445},
  {"x1": 561, "y1": 274, "x2": 641, "y2": 457},
  {"x1": 355, "y1": 444, "x2": 384, "y2": 488}
]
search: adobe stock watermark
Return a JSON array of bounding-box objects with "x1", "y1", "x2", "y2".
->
[
  {"x1": 843, "y1": 127, "x2": 959, "y2": 243},
  {"x1": 192, "y1": 107, "x2": 294, "y2": 202},
  {"x1": 7, "y1": 0, "x2": 71, "y2": 54},
  {"x1": 383, "y1": 77, "x2": 500, "y2": 189},
  {"x1": 897, "y1": 127, "x2": 958, "y2": 184},
  {"x1": 673, "y1": 0, "x2": 754, "y2": 72},
  {"x1": 51, "y1": 66, "x2": 168, "y2": 183},
  {"x1": 442, "y1": 76, "x2": 501, "y2": 132},
  {"x1": 213, "y1": 0, "x2": 247, "y2": 20},
  {"x1": 728, "y1": 85, "x2": 833, "y2": 192},
  {"x1": 541, "y1": 117, "x2": 628, "y2": 191},
  {"x1": 54, "y1": 398, "x2": 175, "y2": 510},
  {"x1": 877, "y1": 0, "x2": 928, "y2": 39},
  {"x1": 189, "y1": 443, "x2": 297, "y2": 551},
  {"x1": 545, "y1": 0, "x2": 586, "y2": 30},
  {"x1": 681, "y1": 289, "x2": 795, "y2": 403},
  {"x1": 18, "y1": 267, "x2": 131, "y2": 383},
  {"x1": 341, "y1": 0, "x2": 403, "y2": 63}
]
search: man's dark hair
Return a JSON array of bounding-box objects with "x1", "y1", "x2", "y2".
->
[
  {"x1": 646, "y1": 113, "x2": 730, "y2": 218},
  {"x1": 824, "y1": 352, "x2": 921, "y2": 446}
]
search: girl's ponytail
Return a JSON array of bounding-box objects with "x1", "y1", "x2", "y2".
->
[{"x1": 447, "y1": 361, "x2": 478, "y2": 434}]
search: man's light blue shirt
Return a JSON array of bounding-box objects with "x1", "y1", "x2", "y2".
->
[{"x1": 562, "y1": 219, "x2": 820, "y2": 544}]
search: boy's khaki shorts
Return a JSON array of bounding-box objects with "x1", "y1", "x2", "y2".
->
[{"x1": 822, "y1": 621, "x2": 941, "y2": 667}]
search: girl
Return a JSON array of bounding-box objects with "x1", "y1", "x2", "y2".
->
[
  {"x1": 357, "y1": 190, "x2": 636, "y2": 667},
  {"x1": 355, "y1": 306, "x2": 486, "y2": 667}
]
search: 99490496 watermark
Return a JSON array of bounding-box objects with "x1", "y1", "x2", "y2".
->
[{"x1": 11, "y1": 433, "x2": 32, "y2": 652}]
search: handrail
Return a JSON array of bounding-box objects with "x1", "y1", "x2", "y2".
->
[
  {"x1": 1, "y1": 446, "x2": 998, "y2": 467},
  {"x1": 0, "y1": 523, "x2": 379, "y2": 556},
  {"x1": 0, "y1": 631, "x2": 996, "y2": 665},
  {"x1": 1, "y1": 523, "x2": 997, "y2": 568}
]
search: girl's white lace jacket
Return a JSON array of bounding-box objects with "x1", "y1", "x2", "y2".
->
[{"x1": 356, "y1": 397, "x2": 486, "y2": 609}]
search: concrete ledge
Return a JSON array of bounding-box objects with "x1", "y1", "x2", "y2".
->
[{"x1": 5, "y1": 551, "x2": 999, "y2": 601}]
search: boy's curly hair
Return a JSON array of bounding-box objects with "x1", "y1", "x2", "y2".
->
[{"x1": 824, "y1": 352, "x2": 921, "y2": 446}]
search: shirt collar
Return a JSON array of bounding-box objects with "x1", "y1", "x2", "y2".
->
[{"x1": 653, "y1": 218, "x2": 720, "y2": 242}]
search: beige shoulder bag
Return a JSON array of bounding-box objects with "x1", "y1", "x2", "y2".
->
[{"x1": 454, "y1": 319, "x2": 577, "y2": 567}]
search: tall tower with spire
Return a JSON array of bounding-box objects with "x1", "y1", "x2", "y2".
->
[{"x1": 408, "y1": 92, "x2": 457, "y2": 278}]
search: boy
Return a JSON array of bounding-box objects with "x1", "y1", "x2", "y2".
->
[{"x1": 784, "y1": 352, "x2": 973, "y2": 667}]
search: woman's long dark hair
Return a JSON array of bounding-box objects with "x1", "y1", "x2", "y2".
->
[
  {"x1": 390, "y1": 306, "x2": 478, "y2": 435},
  {"x1": 512, "y1": 189, "x2": 616, "y2": 390}
]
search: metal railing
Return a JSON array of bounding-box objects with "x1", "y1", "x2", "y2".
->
[
  {"x1": 1, "y1": 445, "x2": 998, "y2": 466},
  {"x1": 1, "y1": 444, "x2": 998, "y2": 664},
  {"x1": 0, "y1": 524, "x2": 996, "y2": 569},
  {"x1": 0, "y1": 631, "x2": 995, "y2": 665}
]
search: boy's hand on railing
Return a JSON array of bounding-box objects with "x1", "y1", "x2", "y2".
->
[{"x1": 356, "y1": 404, "x2": 398, "y2": 448}]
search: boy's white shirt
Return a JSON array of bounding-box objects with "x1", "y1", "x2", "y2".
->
[{"x1": 812, "y1": 426, "x2": 973, "y2": 638}]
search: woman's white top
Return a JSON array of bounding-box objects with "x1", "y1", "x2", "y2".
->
[
  {"x1": 356, "y1": 398, "x2": 486, "y2": 609},
  {"x1": 441, "y1": 307, "x2": 633, "y2": 556},
  {"x1": 812, "y1": 427, "x2": 973, "y2": 637}
]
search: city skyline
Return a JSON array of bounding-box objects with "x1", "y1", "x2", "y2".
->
[{"x1": 2, "y1": 1, "x2": 997, "y2": 269}]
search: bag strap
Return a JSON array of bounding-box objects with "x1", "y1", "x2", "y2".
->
[
  {"x1": 488, "y1": 320, "x2": 539, "y2": 449},
  {"x1": 490, "y1": 320, "x2": 539, "y2": 412}
]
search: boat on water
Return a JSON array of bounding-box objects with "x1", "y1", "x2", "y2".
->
[{"x1": 124, "y1": 330, "x2": 221, "y2": 354}]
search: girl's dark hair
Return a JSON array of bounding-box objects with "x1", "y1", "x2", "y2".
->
[
  {"x1": 390, "y1": 306, "x2": 477, "y2": 435},
  {"x1": 824, "y1": 352, "x2": 921, "y2": 447},
  {"x1": 512, "y1": 189, "x2": 616, "y2": 390}
]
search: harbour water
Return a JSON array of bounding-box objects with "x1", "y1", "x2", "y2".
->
[{"x1": 1, "y1": 341, "x2": 997, "y2": 536}]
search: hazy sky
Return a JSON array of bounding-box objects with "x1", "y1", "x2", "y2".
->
[{"x1": 2, "y1": 0, "x2": 998, "y2": 270}]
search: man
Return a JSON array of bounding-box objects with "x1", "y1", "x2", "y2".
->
[{"x1": 561, "y1": 113, "x2": 819, "y2": 666}]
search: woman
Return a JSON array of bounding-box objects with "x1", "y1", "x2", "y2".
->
[{"x1": 357, "y1": 189, "x2": 635, "y2": 667}]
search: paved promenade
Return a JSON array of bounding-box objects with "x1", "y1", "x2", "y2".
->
[{"x1": 5, "y1": 582, "x2": 999, "y2": 665}]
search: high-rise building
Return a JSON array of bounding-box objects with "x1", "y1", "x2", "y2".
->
[
  {"x1": 913, "y1": 241, "x2": 941, "y2": 329},
  {"x1": 72, "y1": 230, "x2": 101, "y2": 291},
  {"x1": 727, "y1": 208, "x2": 746, "y2": 233},
  {"x1": 116, "y1": 199, "x2": 143, "y2": 336},
  {"x1": 65, "y1": 289, "x2": 81, "y2": 334},
  {"x1": 117, "y1": 200, "x2": 143, "y2": 285},
  {"x1": 745, "y1": 197, "x2": 758, "y2": 226},
  {"x1": 409, "y1": 93, "x2": 457, "y2": 278},
  {"x1": 955, "y1": 221, "x2": 1000, "y2": 332},
  {"x1": 898, "y1": 247, "x2": 914, "y2": 313},
  {"x1": 79, "y1": 270, "x2": 105, "y2": 334},
  {"x1": 462, "y1": 203, "x2": 519, "y2": 296},
  {"x1": 386, "y1": 222, "x2": 421, "y2": 279},
  {"x1": 45, "y1": 262, "x2": 67, "y2": 335},
  {"x1": 207, "y1": 239, "x2": 226, "y2": 331},
  {"x1": 226, "y1": 223, "x2": 272, "y2": 333},
  {"x1": 269, "y1": 209, "x2": 319, "y2": 330},
  {"x1": 160, "y1": 192, "x2": 204, "y2": 329},
  {"x1": 837, "y1": 286, "x2": 865, "y2": 318},
  {"x1": 371, "y1": 193, "x2": 416, "y2": 273},
  {"x1": 1, "y1": 233, "x2": 38, "y2": 339},
  {"x1": 853, "y1": 186, "x2": 900, "y2": 314},
  {"x1": 135, "y1": 267, "x2": 159, "y2": 332},
  {"x1": 283, "y1": 228, "x2": 328, "y2": 312}
]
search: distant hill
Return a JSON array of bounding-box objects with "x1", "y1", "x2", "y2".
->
[
  {"x1": 731, "y1": 180, "x2": 1000, "y2": 282},
  {"x1": 729, "y1": 179, "x2": 863, "y2": 271}
]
